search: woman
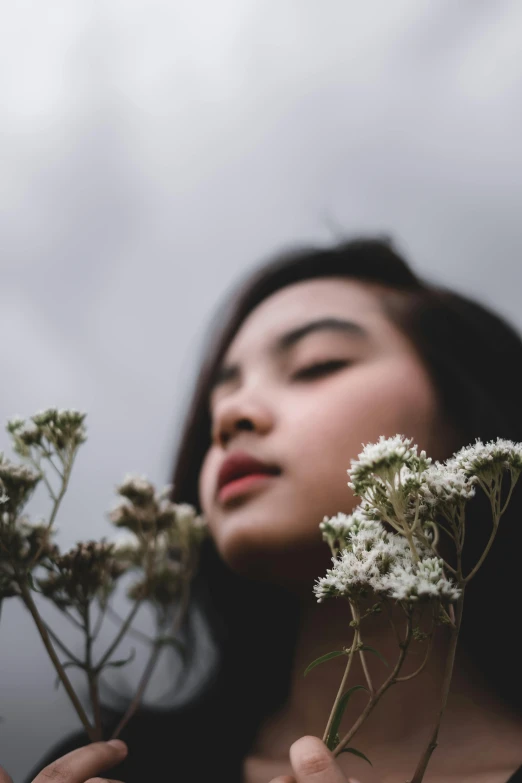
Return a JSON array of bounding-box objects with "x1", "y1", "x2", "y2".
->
[{"x1": 12, "y1": 238, "x2": 522, "y2": 783}]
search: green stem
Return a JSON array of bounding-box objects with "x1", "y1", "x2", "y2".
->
[
  {"x1": 19, "y1": 582, "x2": 95, "y2": 740},
  {"x1": 500, "y1": 473, "x2": 519, "y2": 517},
  {"x1": 464, "y1": 516, "x2": 499, "y2": 582},
  {"x1": 95, "y1": 600, "x2": 142, "y2": 671},
  {"x1": 353, "y1": 603, "x2": 374, "y2": 696},
  {"x1": 333, "y1": 615, "x2": 413, "y2": 756},
  {"x1": 84, "y1": 603, "x2": 103, "y2": 740},
  {"x1": 28, "y1": 446, "x2": 77, "y2": 568},
  {"x1": 409, "y1": 593, "x2": 465, "y2": 783},
  {"x1": 110, "y1": 582, "x2": 191, "y2": 740},
  {"x1": 322, "y1": 601, "x2": 359, "y2": 744},
  {"x1": 43, "y1": 622, "x2": 84, "y2": 666},
  {"x1": 105, "y1": 603, "x2": 155, "y2": 645}
]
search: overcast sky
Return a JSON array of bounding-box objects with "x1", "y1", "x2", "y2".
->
[{"x1": 2, "y1": 1, "x2": 522, "y2": 777}]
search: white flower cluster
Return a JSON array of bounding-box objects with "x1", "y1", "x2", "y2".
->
[
  {"x1": 377, "y1": 556, "x2": 460, "y2": 602},
  {"x1": 348, "y1": 435, "x2": 431, "y2": 494},
  {"x1": 319, "y1": 510, "x2": 368, "y2": 553},
  {"x1": 314, "y1": 515, "x2": 459, "y2": 604},
  {"x1": 452, "y1": 438, "x2": 522, "y2": 481},
  {"x1": 420, "y1": 462, "x2": 477, "y2": 509}
]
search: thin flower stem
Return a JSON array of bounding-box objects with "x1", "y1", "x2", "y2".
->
[
  {"x1": 396, "y1": 630, "x2": 434, "y2": 683},
  {"x1": 382, "y1": 599, "x2": 402, "y2": 647},
  {"x1": 61, "y1": 607, "x2": 86, "y2": 631},
  {"x1": 105, "y1": 603, "x2": 155, "y2": 645},
  {"x1": 109, "y1": 640, "x2": 163, "y2": 740},
  {"x1": 352, "y1": 603, "x2": 374, "y2": 695},
  {"x1": 358, "y1": 645, "x2": 374, "y2": 696},
  {"x1": 322, "y1": 601, "x2": 359, "y2": 744},
  {"x1": 43, "y1": 622, "x2": 84, "y2": 667},
  {"x1": 95, "y1": 600, "x2": 142, "y2": 671},
  {"x1": 44, "y1": 454, "x2": 64, "y2": 481},
  {"x1": 84, "y1": 604, "x2": 103, "y2": 740},
  {"x1": 409, "y1": 593, "x2": 465, "y2": 783},
  {"x1": 333, "y1": 616, "x2": 413, "y2": 756},
  {"x1": 92, "y1": 603, "x2": 108, "y2": 642},
  {"x1": 110, "y1": 582, "x2": 191, "y2": 740},
  {"x1": 28, "y1": 447, "x2": 77, "y2": 568},
  {"x1": 19, "y1": 582, "x2": 95, "y2": 740},
  {"x1": 500, "y1": 473, "x2": 519, "y2": 517},
  {"x1": 464, "y1": 518, "x2": 499, "y2": 582}
]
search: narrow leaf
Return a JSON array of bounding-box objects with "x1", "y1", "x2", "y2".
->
[
  {"x1": 102, "y1": 648, "x2": 136, "y2": 669},
  {"x1": 339, "y1": 746, "x2": 373, "y2": 766},
  {"x1": 304, "y1": 650, "x2": 345, "y2": 677},
  {"x1": 327, "y1": 685, "x2": 367, "y2": 750},
  {"x1": 360, "y1": 644, "x2": 388, "y2": 667}
]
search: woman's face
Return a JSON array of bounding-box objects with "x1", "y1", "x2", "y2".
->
[{"x1": 199, "y1": 277, "x2": 450, "y2": 590}]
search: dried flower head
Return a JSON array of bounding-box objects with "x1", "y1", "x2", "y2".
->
[
  {"x1": 37, "y1": 540, "x2": 127, "y2": 609},
  {"x1": 116, "y1": 474, "x2": 155, "y2": 507},
  {"x1": 7, "y1": 408, "x2": 87, "y2": 457},
  {"x1": 0, "y1": 455, "x2": 41, "y2": 516},
  {"x1": 0, "y1": 520, "x2": 59, "y2": 598}
]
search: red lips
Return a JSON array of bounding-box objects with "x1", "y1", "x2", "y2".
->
[{"x1": 217, "y1": 451, "x2": 281, "y2": 495}]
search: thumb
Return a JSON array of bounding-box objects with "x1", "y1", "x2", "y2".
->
[
  {"x1": 289, "y1": 736, "x2": 346, "y2": 782},
  {"x1": 0, "y1": 766, "x2": 14, "y2": 783}
]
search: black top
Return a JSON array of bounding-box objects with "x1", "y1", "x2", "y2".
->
[{"x1": 25, "y1": 707, "x2": 522, "y2": 783}]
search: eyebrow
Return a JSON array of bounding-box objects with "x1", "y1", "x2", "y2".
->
[{"x1": 210, "y1": 317, "x2": 368, "y2": 391}]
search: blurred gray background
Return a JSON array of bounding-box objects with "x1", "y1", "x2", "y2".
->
[{"x1": 2, "y1": 0, "x2": 522, "y2": 778}]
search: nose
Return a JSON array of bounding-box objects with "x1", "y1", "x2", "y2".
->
[{"x1": 212, "y1": 391, "x2": 275, "y2": 449}]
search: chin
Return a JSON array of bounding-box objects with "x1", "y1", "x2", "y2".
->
[{"x1": 212, "y1": 515, "x2": 333, "y2": 594}]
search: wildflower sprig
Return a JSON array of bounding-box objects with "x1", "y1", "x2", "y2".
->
[
  {"x1": 0, "y1": 409, "x2": 207, "y2": 743},
  {"x1": 310, "y1": 435, "x2": 522, "y2": 781}
]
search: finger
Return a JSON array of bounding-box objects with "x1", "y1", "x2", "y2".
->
[
  {"x1": 269, "y1": 777, "x2": 296, "y2": 783},
  {"x1": 86, "y1": 779, "x2": 125, "y2": 783},
  {"x1": 289, "y1": 736, "x2": 346, "y2": 783},
  {"x1": 0, "y1": 766, "x2": 14, "y2": 783},
  {"x1": 33, "y1": 740, "x2": 128, "y2": 783}
]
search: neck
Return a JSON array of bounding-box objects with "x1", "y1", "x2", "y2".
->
[{"x1": 250, "y1": 594, "x2": 522, "y2": 778}]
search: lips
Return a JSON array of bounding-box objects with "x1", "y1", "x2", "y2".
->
[{"x1": 216, "y1": 451, "x2": 281, "y2": 496}]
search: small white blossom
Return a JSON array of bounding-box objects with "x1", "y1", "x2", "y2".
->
[
  {"x1": 421, "y1": 462, "x2": 477, "y2": 508},
  {"x1": 320, "y1": 510, "x2": 368, "y2": 552},
  {"x1": 348, "y1": 435, "x2": 431, "y2": 495},
  {"x1": 314, "y1": 517, "x2": 458, "y2": 604},
  {"x1": 376, "y1": 557, "x2": 461, "y2": 602},
  {"x1": 452, "y1": 438, "x2": 522, "y2": 480}
]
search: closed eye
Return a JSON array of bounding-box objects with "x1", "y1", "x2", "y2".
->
[{"x1": 292, "y1": 359, "x2": 351, "y2": 380}]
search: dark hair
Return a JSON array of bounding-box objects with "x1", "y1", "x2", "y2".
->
[{"x1": 66, "y1": 238, "x2": 521, "y2": 783}]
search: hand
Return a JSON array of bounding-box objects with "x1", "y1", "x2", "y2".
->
[
  {"x1": 269, "y1": 736, "x2": 360, "y2": 783},
  {"x1": 0, "y1": 739, "x2": 128, "y2": 783}
]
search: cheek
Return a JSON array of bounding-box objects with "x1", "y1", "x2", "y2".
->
[{"x1": 284, "y1": 358, "x2": 438, "y2": 484}]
